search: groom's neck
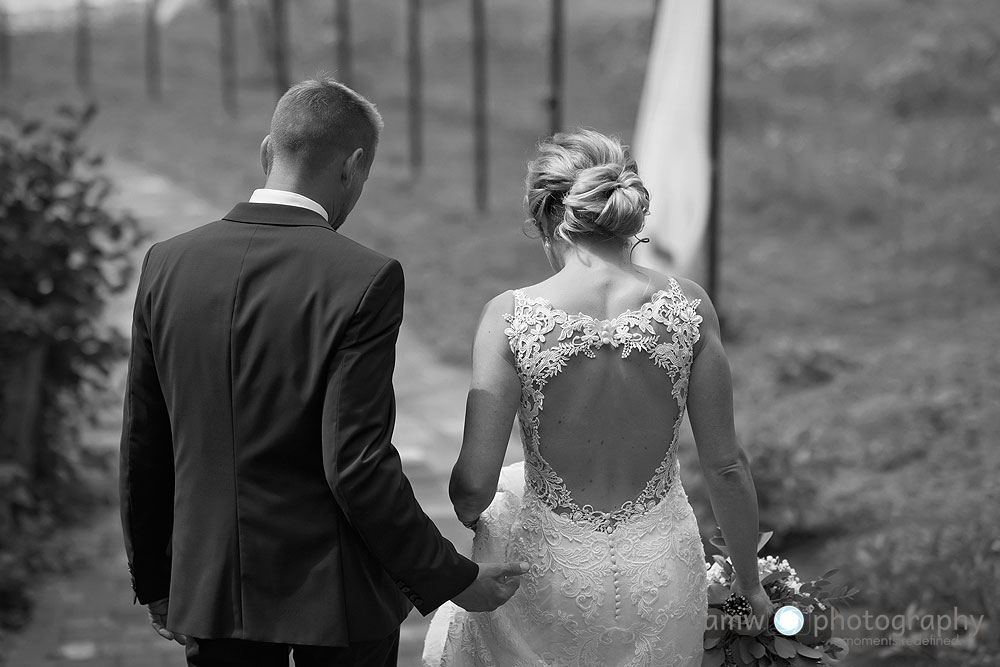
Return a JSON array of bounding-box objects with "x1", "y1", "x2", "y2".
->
[{"x1": 263, "y1": 171, "x2": 336, "y2": 220}]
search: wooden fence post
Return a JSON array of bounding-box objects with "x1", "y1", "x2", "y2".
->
[
  {"x1": 707, "y1": 0, "x2": 723, "y2": 304},
  {"x1": 548, "y1": 0, "x2": 564, "y2": 137},
  {"x1": 335, "y1": 0, "x2": 352, "y2": 86},
  {"x1": 248, "y1": 1, "x2": 275, "y2": 77},
  {"x1": 76, "y1": 0, "x2": 92, "y2": 92},
  {"x1": 471, "y1": 0, "x2": 488, "y2": 211},
  {"x1": 407, "y1": 0, "x2": 423, "y2": 175},
  {"x1": 145, "y1": 0, "x2": 162, "y2": 100},
  {"x1": 219, "y1": 0, "x2": 238, "y2": 116},
  {"x1": 271, "y1": 0, "x2": 291, "y2": 96},
  {"x1": 0, "y1": 6, "x2": 10, "y2": 88}
]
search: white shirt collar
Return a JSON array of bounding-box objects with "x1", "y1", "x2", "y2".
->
[{"x1": 249, "y1": 189, "x2": 329, "y2": 222}]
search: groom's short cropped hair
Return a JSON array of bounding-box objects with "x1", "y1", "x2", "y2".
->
[{"x1": 268, "y1": 77, "x2": 384, "y2": 172}]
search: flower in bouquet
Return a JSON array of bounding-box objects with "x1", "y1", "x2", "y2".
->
[{"x1": 702, "y1": 531, "x2": 857, "y2": 667}]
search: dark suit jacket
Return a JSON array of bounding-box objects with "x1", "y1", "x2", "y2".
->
[{"x1": 119, "y1": 202, "x2": 478, "y2": 646}]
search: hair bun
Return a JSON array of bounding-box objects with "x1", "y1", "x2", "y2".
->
[
  {"x1": 561, "y1": 163, "x2": 649, "y2": 240},
  {"x1": 523, "y1": 129, "x2": 649, "y2": 242}
]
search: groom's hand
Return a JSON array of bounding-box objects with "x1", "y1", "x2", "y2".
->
[
  {"x1": 146, "y1": 598, "x2": 187, "y2": 646},
  {"x1": 451, "y1": 562, "x2": 530, "y2": 612}
]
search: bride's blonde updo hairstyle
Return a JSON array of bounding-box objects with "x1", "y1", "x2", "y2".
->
[{"x1": 525, "y1": 128, "x2": 649, "y2": 244}]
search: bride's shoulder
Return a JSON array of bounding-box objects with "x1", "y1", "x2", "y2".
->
[
  {"x1": 476, "y1": 290, "x2": 519, "y2": 332},
  {"x1": 635, "y1": 267, "x2": 719, "y2": 334},
  {"x1": 477, "y1": 280, "x2": 552, "y2": 332},
  {"x1": 474, "y1": 291, "x2": 520, "y2": 361},
  {"x1": 635, "y1": 266, "x2": 711, "y2": 307},
  {"x1": 480, "y1": 277, "x2": 551, "y2": 315},
  {"x1": 482, "y1": 289, "x2": 517, "y2": 314},
  {"x1": 673, "y1": 277, "x2": 711, "y2": 308}
]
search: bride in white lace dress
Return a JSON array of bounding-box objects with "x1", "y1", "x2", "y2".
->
[{"x1": 423, "y1": 130, "x2": 771, "y2": 667}]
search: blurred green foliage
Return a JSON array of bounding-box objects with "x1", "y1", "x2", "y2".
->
[
  {"x1": 0, "y1": 104, "x2": 141, "y2": 633},
  {"x1": 848, "y1": 499, "x2": 1000, "y2": 664},
  {"x1": 0, "y1": 103, "x2": 140, "y2": 390}
]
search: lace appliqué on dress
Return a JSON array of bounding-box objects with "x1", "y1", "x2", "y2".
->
[{"x1": 502, "y1": 277, "x2": 702, "y2": 532}]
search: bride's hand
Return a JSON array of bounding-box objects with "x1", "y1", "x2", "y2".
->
[{"x1": 733, "y1": 581, "x2": 774, "y2": 633}]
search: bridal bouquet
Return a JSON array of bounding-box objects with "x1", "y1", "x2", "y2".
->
[{"x1": 702, "y1": 532, "x2": 856, "y2": 667}]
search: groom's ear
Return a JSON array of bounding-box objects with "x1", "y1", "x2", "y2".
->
[
  {"x1": 342, "y1": 147, "x2": 366, "y2": 186},
  {"x1": 260, "y1": 136, "x2": 272, "y2": 176}
]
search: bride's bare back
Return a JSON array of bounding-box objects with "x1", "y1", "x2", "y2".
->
[
  {"x1": 505, "y1": 269, "x2": 703, "y2": 526},
  {"x1": 534, "y1": 348, "x2": 677, "y2": 512}
]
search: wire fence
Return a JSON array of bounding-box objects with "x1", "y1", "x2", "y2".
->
[
  {"x1": 0, "y1": 0, "x2": 179, "y2": 32},
  {"x1": 0, "y1": 0, "x2": 660, "y2": 210}
]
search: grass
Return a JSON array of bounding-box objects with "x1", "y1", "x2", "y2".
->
[{"x1": 4, "y1": 0, "x2": 999, "y2": 663}]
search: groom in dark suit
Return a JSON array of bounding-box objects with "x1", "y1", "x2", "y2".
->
[{"x1": 120, "y1": 78, "x2": 526, "y2": 666}]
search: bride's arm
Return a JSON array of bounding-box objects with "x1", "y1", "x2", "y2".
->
[
  {"x1": 450, "y1": 292, "x2": 521, "y2": 526},
  {"x1": 684, "y1": 282, "x2": 767, "y2": 600}
]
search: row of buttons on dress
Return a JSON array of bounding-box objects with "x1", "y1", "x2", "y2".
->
[{"x1": 610, "y1": 539, "x2": 622, "y2": 619}]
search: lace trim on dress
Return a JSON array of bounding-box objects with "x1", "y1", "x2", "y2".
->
[{"x1": 503, "y1": 277, "x2": 703, "y2": 532}]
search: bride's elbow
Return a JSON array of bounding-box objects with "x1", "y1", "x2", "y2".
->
[
  {"x1": 704, "y1": 446, "x2": 751, "y2": 480},
  {"x1": 449, "y1": 471, "x2": 492, "y2": 512}
]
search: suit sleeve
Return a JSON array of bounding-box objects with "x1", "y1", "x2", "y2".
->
[
  {"x1": 119, "y1": 246, "x2": 174, "y2": 604},
  {"x1": 322, "y1": 258, "x2": 478, "y2": 615}
]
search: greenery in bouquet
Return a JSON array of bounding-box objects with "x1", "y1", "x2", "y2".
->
[{"x1": 703, "y1": 531, "x2": 857, "y2": 667}]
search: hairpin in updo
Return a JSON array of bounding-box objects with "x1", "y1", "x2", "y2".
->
[{"x1": 628, "y1": 234, "x2": 650, "y2": 260}]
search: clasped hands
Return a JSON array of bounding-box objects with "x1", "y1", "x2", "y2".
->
[
  {"x1": 451, "y1": 561, "x2": 531, "y2": 612},
  {"x1": 148, "y1": 560, "x2": 530, "y2": 645}
]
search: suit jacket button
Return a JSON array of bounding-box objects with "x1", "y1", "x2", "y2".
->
[{"x1": 414, "y1": 598, "x2": 424, "y2": 606}]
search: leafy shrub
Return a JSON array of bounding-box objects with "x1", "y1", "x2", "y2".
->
[
  {"x1": 849, "y1": 498, "x2": 1000, "y2": 663},
  {"x1": 0, "y1": 104, "x2": 142, "y2": 635},
  {"x1": 743, "y1": 433, "x2": 829, "y2": 552},
  {"x1": 771, "y1": 340, "x2": 860, "y2": 392},
  {"x1": 0, "y1": 103, "x2": 141, "y2": 464}
]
